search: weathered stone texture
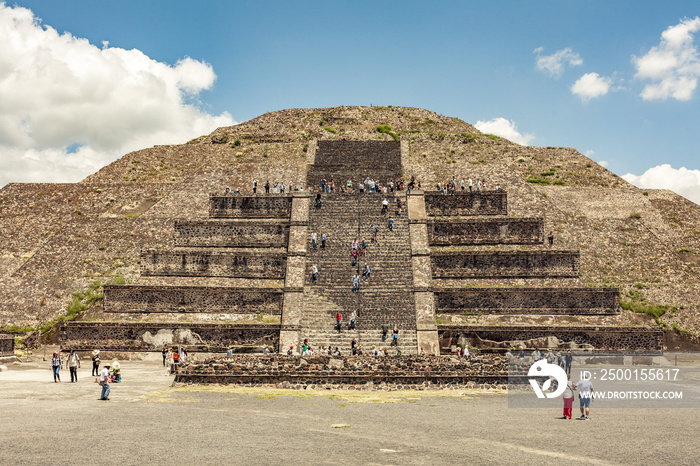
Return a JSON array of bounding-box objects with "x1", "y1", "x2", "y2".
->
[
  {"x1": 434, "y1": 288, "x2": 619, "y2": 315},
  {"x1": 174, "y1": 354, "x2": 508, "y2": 387},
  {"x1": 209, "y1": 195, "x2": 292, "y2": 218},
  {"x1": 424, "y1": 191, "x2": 507, "y2": 216},
  {"x1": 431, "y1": 251, "x2": 580, "y2": 278},
  {"x1": 103, "y1": 285, "x2": 283, "y2": 314},
  {"x1": 0, "y1": 334, "x2": 14, "y2": 356},
  {"x1": 428, "y1": 218, "x2": 544, "y2": 245},
  {"x1": 140, "y1": 251, "x2": 287, "y2": 278},
  {"x1": 439, "y1": 325, "x2": 663, "y2": 352},
  {"x1": 173, "y1": 220, "x2": 289, "y2": 248},
  {"x1": 60, "y1": 322, "x2": 280, "y2": 351}
]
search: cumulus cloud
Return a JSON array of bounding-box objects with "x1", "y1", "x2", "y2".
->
[
  {"x1": 622, "y1": 164, "x2": 700, "y2": 205},
  {"x1": 633, "y1": 17, "x2": 700, "y2": 101},
  {"x1": 598, "y1": 160, "x2": 609, "y2": 168},
  {"x1": 475, "y1": 118, "x2": 535, "y2": 145},
  {"x1": 0, "y1": 3, "x2": 235, "y2": 187},
  {"x1": 534, "y1": 47, "x2": 583, "y2": 79},
  {"x1": 571, "y1": 72, "x2": 613, "y2": 101}
]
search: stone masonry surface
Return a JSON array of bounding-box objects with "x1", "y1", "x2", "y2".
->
[
  {"x1": 434, "y1": 288, "x2": 619, "y2": 315},
  {"x1": 425, "y1": 191, "x2": 507, "y2": 216},
  {"x1": 173, "y1": 220, "x2": 290, "y2": 248},
  {"x1": 60, "y1": 322, "x2": 280, "y2": 351},
  {"x1": 0, "y1": 334, "x2": 14, "y2": 356},
  {"x1": 103, "y1": 285, "x2": 283, "y2": 314},
  {"x1": 431, "y1": 251, "x2": 580, "y2": 278},
  {"x1": 209, "y1": 195, "x2": 293, "y2": 218},
  {"x1": 427, "y1": 218, "x2": 543, "y2": 245},
  {"x1": 140, "y1": 250, "x2": 287, "y2": 278},
  {"x1": 439, "y1": 325, "x2": 663, "y2": 352},
  {"x1": 173, "y1": 354, "x2": 508, "y2": 388}
]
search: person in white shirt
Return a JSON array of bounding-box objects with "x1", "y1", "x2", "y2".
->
[
  {"x1": 99, "y1": 363, "x2": 111, "y2": 400},
  {"x1": 575, "y1": 377, "x2": 594, "y2": 420}
]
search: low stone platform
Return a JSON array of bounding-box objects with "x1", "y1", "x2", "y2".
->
[
  {"x1": 439, "y1": 325, "x2": 663, "y2": 353},
  {"x1": 173, "y1": 354, "x2": 508, "y2": 389},
  {"x1": 60, "y1": 322, "x2": 281, "y2": 352},
  {"x1": 0, "y1": 334, "x2": 14, "y2": 356}
]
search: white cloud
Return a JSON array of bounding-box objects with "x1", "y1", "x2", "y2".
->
[
  {"x1": 633, "y1": 17, "x2": 700, "y2": 101},
  {"x1": 0, "y1": 3, "x2": 235, "y2": 187},
  {"x1": 571, "y1": 72, "x2": 613, "y2": 101},
  {"x1": 584, "y1": 150, "x2": 596, "y2": 157},
  {"x1": 622, "y1": 164, "x2": 700, "y2": 205},
  {"x1": 598, "y1": 160, "x2": 609, "y2": 168},
  {"x1": 534, "y1": 47, "x2": 583, "y2": 79},
  {"x1": 475, "y1": 118, "x2": 534, "y2": 145}
]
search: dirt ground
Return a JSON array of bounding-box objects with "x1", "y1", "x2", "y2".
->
[{"x1": 1, "y1": 353, "x2": 699, "y2": 466}]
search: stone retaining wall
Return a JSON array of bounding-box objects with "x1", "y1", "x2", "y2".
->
[
  {"x1": 173, "y1": 221, "x2": 289, "y2": 248},
  {"x1": 439, "y1": 325, "x2": 663, "y2": 352},
  {"x1": 428, "y1": 218, "x2": 543, "y2": 245},
  {"x1": 424, "y1": 191, "x2": 507, "y2": 216},
  {"x1": 431, "y1": 251, "x2": 580, "y2": 278},
  {"x1": 0, "y1": 334, "x2": 13, "y2": 356},
  {"x1": 140, "y1": 250, "x2": 287, "y2": 278},
  {"x1": 173, "y1": 354, "x2": 508, "y2": 389},
  {"x1": 103, "y1": 286, "x2": 284, "y2": 314},
  {"x1": 209, "y1": 195, "x2": 292, "y2": 218},
  {"x1": 314, "y1": 140, "x2": 402, "y2": 168},
  {"x1": 60, "y1": 322, "x2": 280, "y2": 351},
  {"x1": 434, "y1": 288, "x2": 619, "y2": 315}
]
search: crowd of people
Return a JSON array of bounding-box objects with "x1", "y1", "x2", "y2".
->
[{"x1": 435, "y1": 177, "x2": 501, "y2": 194}]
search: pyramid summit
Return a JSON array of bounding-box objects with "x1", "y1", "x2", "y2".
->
[{"x1": 0, "y1": 106, "x2": 698, "y2": 354}]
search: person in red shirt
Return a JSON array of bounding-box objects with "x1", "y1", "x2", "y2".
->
[{"x1": 336, "y1": 313, "x2": 342, "y2": 333}]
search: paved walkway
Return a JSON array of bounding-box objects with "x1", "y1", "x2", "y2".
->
[{"x1": 1, "y1": 356, "x2": 698, "y2": 465}]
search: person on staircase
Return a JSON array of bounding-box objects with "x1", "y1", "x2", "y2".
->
[
  {"x1": 388, "y1": 216, "x2": 394, "y2": 231},
  {"x1": 336, "y1": 313, "x2": 342, "y2": 333},
  {"x1": 391, "y1": 327, "x2": 399, "y2": 347},
  {"x1": 321, "y1": 233, "x2": 327, "y2": 249},
  {"x1": 381, "y1": 323, "x2": 389, "y2": 342},
  {"x1": 351, "y1": 248, "x2": 359, "y2": 266},
  {"x1": 351, "y1": 338, "x2": 357, "y2": 355},
  {"x1": 352, "y1": 273, "x2": 360, "y2": 292},
  {"x1": 350, "y1": 311, "x2": 356, "y2": 330},
  {"x1": 396, "y1": 197, "x2": 402, "y2": 215},
  {"x1": 363, "y1": 264, "x2": 370, "y2": 281},
  {"x1": 371, "y1": 225, "x2": 379, "y2": 244},
  {"x1": 315, "y1": 193, "x2": 322, "y2": 209},
  {"x1": 311, "y1": 231, "x2": 317, "y2": 249},
  {"x1": 360, "y1": 239, "x2": 366, "y2": 256},
  {"x1": 381, "y1": 198, "x2": 388, "y2": 214},
  {"x1": 311, "y1": 265, "x2": 318, "y2": 283}
]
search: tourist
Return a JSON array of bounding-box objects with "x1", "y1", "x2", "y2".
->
[
  {"x1": 388, "y1": 216, "x2": 394, "y2": 231},
  {"x1": 517, "y1": 346, "x2": 525, "y2": 360},
  {"x1": 565, "y1": 352, "x2": 573, "y2": 374},
  {"x1": 463, "y1": 345, "x2": 470, "y2": 359},
  {"x1": 557, "y1": 352, "x2": 565, "y2": 370},
  {"x1": 227, "y1": 347, "x2": 233, "y2": 357},
  {"x1": 67, "y1": 350, "x2": 81, "y2": 383},
  {"x1": 316, "y1": 193, "x2": 322, "y2": 209},
  {"x1": 180, "y1": 347, "x2": 187, "y2": 363},
  {"x1": 575, "y1": 376, "x2": 594, "y2": 420},
  {"x1": 263, "y1": 346, "x2": 270, "y2": 355},
  {"x1": 351, "y1": 248, "x2": 359, "y2": 266},
  {"x1": 51, "y1": 351, "x2": 62, "y2": 383},
  {"x1": 468, "y1": 178, "x2": 473, "y2": 192},
  {"x1": 265, "y1": 180, "x2": 270, "y2": 194},
  {"x1": 363, "y1": 264, "x2": 370, "y2": 281},
  {"x1": 161, "y1": 344, "x2": 168, "y2": 367},
  {"x1": 461, "y1": 179, "x2": 465, "y2": 191},
  {"x1": 548, "y1": 231, "x2": 554, "y2": 248},
  {"x1": 371, "y1": 225, "x2": 378, "y2": 244},
  {"x1": 321, "y1": 178, "x2": 326, "y2": 192},
  {"x1": 360, "y1": 239, "x2": 366, "y2": 256},
  {"x1": 253, "y1": 180, "x2": 257, "y2": 193},
  {"x1": 172, "y1": 350, "x2": 180, "y2": 369},
  {"x1": 532, "y1": 348, "x2": 541, "y2": 361},
  {"x1": 311, "y1": 231, "x2": 317, "y2": 249},
  {"x1": 336, "y1": 312, "x2": 342, "y2": 333},
  {"x1": 396, "y1": 197, "x2": 402, "y2": 215},
  {"x1": 372, "y1": 345, "x2": 379, "y2": 356},
  {"x1": 381, "y1": 198, "x2": 388, "y2": 214},
  {"x1": 561, "y1": 373, "x2": 575, "y2": 420},
  {"x1": 352, "y1": 238, "x2": 359, "y2": 251},
  {"x1": 347, "y1": 179, "x2": 352, "y2": 191},
  {"x1": 350, "y1": 311, "x2": 356, "y2": 330},
  {"x1": 99, "y1": 363, "x2": 111, "y2": 400},
  {"x1": 321, "y1": 233, "x2": 327, "y2": 249},
  {"x1": 287, "y1": 345, "x2": 293, "y2": 355},
  {"x1": 311, "y1": 265, "x2": 318, "y2": 283},
  {"x1": 224, "y1": 187, "x2": 230, "y2": 195},
  {"x1": 505, "y1": 349, "x2": 513, "y2": 359},
  {"x1": 92, "y1": 349, "x2": 101, "y2": 376},
  {"x1": 391, "y1": 327, "x2": 399, "y2": 347},
  {"x1": 351, "y1": 338, "x2": 357, "y2": 355},
  {"x1": 333, "y1": 347, "x2": 341, "y2": 356},
  {"x1": 352, "y1": 273, "x2": 360, "y2": 292},
  {"x1": 381, "y1": 323, "x2": 389, "y2": 342},
  {"x1": 359, "y1": 182, "x2": 364, "y2": 193}
]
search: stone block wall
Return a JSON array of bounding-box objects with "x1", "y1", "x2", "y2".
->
[
  {"x1": 314, "y1": 140, "x2": 402, "y2": 168},
  {"x1": 424, "y1": 191, "x2": 507, "y2": 216},
  {"x1": 0, "y1": 334, "x2": 13, "y2": 356},
  {"x1": 439, "y1": 325, "x2": 663, "y2": 352},
  {"x1": 174, "y1": 354, "x2": 508, "y2": 388},
  {"x1": 209, "y1": 195, "x2": 292, "y2": 218},
  {"x1": 434, "y1": 288, "x2": 619, "y2": 315},
  {"x1": 428, "y1": 218, "x2": 543, "y2": 245},
  {"x1": 103, "y1": 286, "x2": 283, "y2": 314},
  {"x1": 173, "y1": 220, "x2": 289, "y2": 248},
  {"x1": 140, "y1": 251, "x2": 287, "y2": 278},
  {"x1": 60, "y1": 322, "x2": 280, "y2": 351},
  {"x1": 431, "y1": 251, "x2": 580, "y2": 278}
]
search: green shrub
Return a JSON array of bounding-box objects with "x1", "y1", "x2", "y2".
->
[
  {"x1": 323, "y1": 126, "x2": 337, "y2": 134},
  {"x1": 553, "y1": 180, "x2": 566, "y2": 186},
  {"x1": 540, "y1": 169, "x2": 556, "y2": 177},
  {"x1": 629, "y1": 212, "x2": 642, "y2": 219},
  {"x1": 377, "y1": 125, "x2": 400, "y2": 141},
  {"x1": 526, "y1": 176, "x2": 551, "y2": 185}
]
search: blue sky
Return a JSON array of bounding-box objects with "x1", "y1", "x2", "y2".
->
[{"x1": 1, "y1": 1, "x2": 699, "y2": 202}]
